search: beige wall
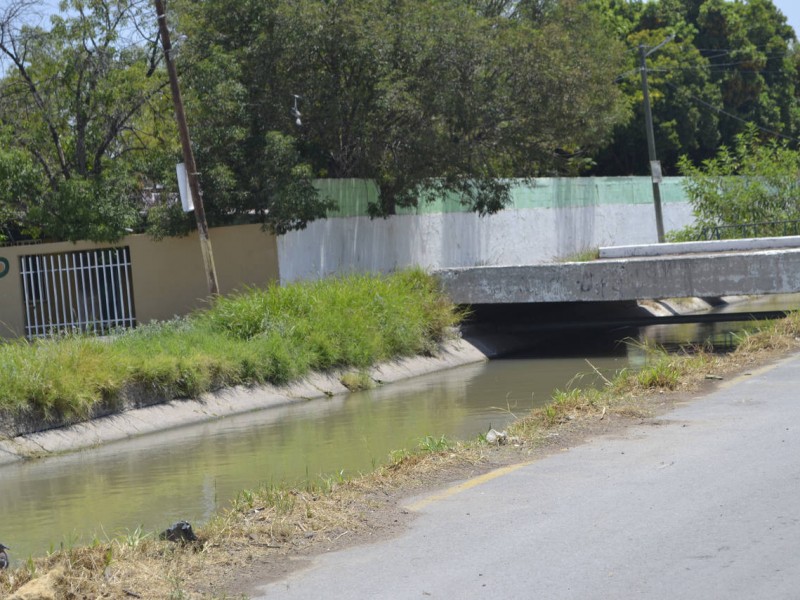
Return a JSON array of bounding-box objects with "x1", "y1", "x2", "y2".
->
[{"x1": 0, "y1": 224, "x2": 279, "y2": 339}]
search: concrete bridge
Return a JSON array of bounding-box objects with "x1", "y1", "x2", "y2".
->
[{"x1": 435, "y1": 237, "x2": 800, "y2": 305}]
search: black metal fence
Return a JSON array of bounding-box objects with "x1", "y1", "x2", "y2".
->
[{"x1": 698, "y1": 220, "x2": 800, "y2": 240}]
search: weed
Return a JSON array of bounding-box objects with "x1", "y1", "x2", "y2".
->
[
  {"x1": 389, "y1": 448, "x2": 411, "y2": 464},
  {"x1": 168, "y1": 576, "x2": 188, "y2": 600},
  {"x1": 120, "y1": 526, "x2": 151, "y2": 549},
  {"x1": 25, "y1": 556, "x2": 36, "y2": 577},
  {"x1": 256, "y1": 485, "x2": 296, "y2": 516},
  {"x1": 558, "y1": 248, "x2": 600, "y2": 262},
  {"x1": 235, "y1": 489, "x2": 257, "y2": 510},
  {"x1": 636, "y1": 357, "x2": 681, "y2": 389},
  {"x1": 340, "y1": 371, "x2": 375, "y2": 391},
  {"x1": 418, "y1": 435, "x2": 452, "y2": 453}
]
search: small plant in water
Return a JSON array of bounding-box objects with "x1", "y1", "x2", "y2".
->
[{"x1": 340, "y1": 371, "x2": 375, "y2": 391}]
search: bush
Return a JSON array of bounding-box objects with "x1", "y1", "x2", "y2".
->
[{"x1": 677, "y1": 124, "x2": 800, "y2": 240}]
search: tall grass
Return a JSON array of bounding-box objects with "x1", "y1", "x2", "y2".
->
[{"x1": 0, "y1": 270, "x2": 462, "y2": 423}]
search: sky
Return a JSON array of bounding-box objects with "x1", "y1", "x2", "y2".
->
[
  {"x1": 772, "y1": 0, "x2": 800, "y2": 36},
  {"x1": 20, "y1": 0, "x2": 800, "y2": 38}
]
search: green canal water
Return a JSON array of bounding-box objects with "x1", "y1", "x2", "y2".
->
[{"x1": 0, "y1": 353, "x2": 625, "y2": 562}]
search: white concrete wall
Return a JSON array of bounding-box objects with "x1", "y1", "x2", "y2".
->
[{"x1": 278, "y1": 199, "x2": 695, "y2": 283}]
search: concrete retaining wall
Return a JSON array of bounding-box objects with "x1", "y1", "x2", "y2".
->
[
  {"x1": 0, "y1": 338, "x2": 487, "y2": 465},
  {"x1": 279, "y1": 177, "x2": 694, "y2": 283}
]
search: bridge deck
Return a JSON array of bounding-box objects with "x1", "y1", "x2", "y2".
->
[{"x1": 435, "y1": 247, "x2": 800, "y2": 304}]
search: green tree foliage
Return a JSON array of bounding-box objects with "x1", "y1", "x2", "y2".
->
[
  {"x1": 0, "y1": 0, "x2": 176, "y2": 242},
  {"x1": 176, "y1": 0, "x2": 629, "y2": 216},
  {"x1": 589, "y1": 0, "x2": 799, "y2": 176},
  {"x1": 674, "y1": 124, "x2": 800, "y2": 240},
  {"x1": 0, "y1": 140, "x2": 43, "y2": 241}
]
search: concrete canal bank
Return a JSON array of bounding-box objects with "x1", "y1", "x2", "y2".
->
[{"x1": 0, "y1": 338, "x2": 488, "y2": 465}]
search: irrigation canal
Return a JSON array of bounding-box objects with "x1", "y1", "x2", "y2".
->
[{"x1": 1, "y1": 295, "x2": 798, "y2": 563}]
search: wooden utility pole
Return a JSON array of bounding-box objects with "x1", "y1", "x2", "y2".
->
[
  {"x1": 154, "y1": 0, "x2": 219, "y2": 295},
  {"x1": 639, "y1": 35, "x2": 673, "y2": 244}
]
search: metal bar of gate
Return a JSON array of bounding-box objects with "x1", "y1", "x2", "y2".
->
[
  {"x1": 65, "y1": 252, "x2": 76, "y2": 332},
  {"x1": 38, "y1": 256, "x2": 51, "y2": 336},
  {"x1": 20, "y1": 256, "x2": 33, "y2": 338},
  {"x1": 56, "y1": 254, "x2": 67, "y2": 333},
  {"x1": 122, "y1": 248, "x2": 135, "y2": 328}
]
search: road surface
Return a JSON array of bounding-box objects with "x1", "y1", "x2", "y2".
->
[{"x1": 255, "y1": 354, "x2": 800, "y2": 599}]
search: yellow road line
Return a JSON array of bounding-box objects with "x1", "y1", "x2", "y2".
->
[
  {"x1": 716, "y1": 354, "x2": 793, "y2": 390},
  {"x1": 407, "y1": 354, "x2": 799, "y2": 512},
  {"x1": 406, "y1": 461, "x2": 535, "y2": 512}
]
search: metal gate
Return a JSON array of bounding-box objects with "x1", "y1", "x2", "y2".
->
[{"x1": 20, "y1": 247, "x2": 136, "y2": 338}]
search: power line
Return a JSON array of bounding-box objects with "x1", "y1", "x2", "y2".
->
[
  {"x1": 649, "y1": 67, "x2": 793, "y2": 75},
  {"x1": 661, "y1": 80, "x2": 800, "y2": 144}
]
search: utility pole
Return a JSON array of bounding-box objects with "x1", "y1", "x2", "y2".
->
[
  {"x1": 154, "y1": 0, "x2": 219, "y2": 296},
  {"x1": 639, "y1": 35, "x2": 673, "y2": 244}
]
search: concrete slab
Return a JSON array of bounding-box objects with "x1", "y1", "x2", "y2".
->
[
  {"x1": 436, "y1": 247, "x2": 800, "y2": 304},
  {"x1": 599, "y1": 235, "x2": 800, "y2": 259}
]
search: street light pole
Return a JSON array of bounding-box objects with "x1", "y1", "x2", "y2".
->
[
  {"x1": 639, "y1": 35, "x2": 673, "y2": 244},
  {"x1": 154, "y1": 0, "x2": 219, "y2": 296}
]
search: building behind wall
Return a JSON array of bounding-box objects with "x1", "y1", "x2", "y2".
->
[{"x1": 0, "y1": 224, "x2": 279, "y2": 339}]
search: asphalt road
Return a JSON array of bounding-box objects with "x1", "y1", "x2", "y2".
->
[{"x1": 255, "y1": 354, "x2": 800, "y2": 599}]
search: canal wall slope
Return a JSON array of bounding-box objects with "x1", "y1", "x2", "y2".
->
[{"x1": 0, "y1": 338, "x2": 488, "y2": 466}]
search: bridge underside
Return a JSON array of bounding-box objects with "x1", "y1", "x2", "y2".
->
[
  {"x1": 436, "y1": 248, "x2": 800, "y2": 305},
  {"x1": 459, "y1": 300, "x2": 790, "y2": 357}
]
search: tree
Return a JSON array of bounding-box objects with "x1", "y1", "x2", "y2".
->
[
  {"x1": 175, "y1": 0, "x2": 629, "y2": 217},
  {"x1": 695, "y1": 0, "x2": 800, "y2": 144},
  {"x1": 589, "y1": 0, "x2": 799, "y2": 176},
  {"x1": 0, "y1": 138, "x2": 43, "y2": 242},
  {"x1": 167, "y1": 0, "x2": 334, "y2": 234},
  {"x1": 0, "y1": 0, "x2": 176, "y2": 242}
]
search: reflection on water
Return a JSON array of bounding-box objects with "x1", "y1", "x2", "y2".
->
[
  {"x1": 642, "y1": 294, "x2": 800, "y2": 352},
  {"x1": 0, "y1": 354, "x2": 623, "y2": 561}
]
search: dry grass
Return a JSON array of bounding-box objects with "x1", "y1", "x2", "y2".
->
[{"x1": 3, "y1": 314, "x2": 800, "y2": 598}]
